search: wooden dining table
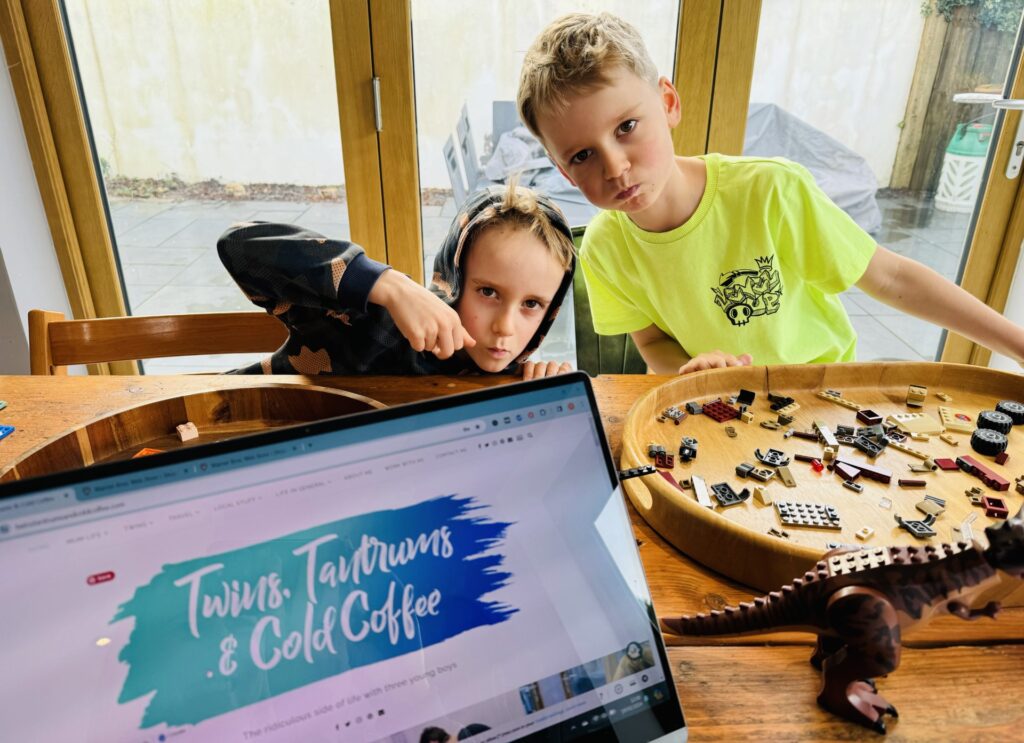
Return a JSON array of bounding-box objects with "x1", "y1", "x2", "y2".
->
[{"x1": 0, "y1": 372, "x2": 1021, "y2": 741}]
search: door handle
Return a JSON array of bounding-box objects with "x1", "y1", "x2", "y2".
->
[{"x1": 953, "y1": 93, "x2": 1024, "y2": 177}]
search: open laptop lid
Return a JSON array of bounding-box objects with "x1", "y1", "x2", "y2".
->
[{"x1": 0, "y1": 373, "x2": 686, "y2": 742}]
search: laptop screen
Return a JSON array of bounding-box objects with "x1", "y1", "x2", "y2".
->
[{"x1": 0, "y1": 374, "x2": 686, "y2": 742}]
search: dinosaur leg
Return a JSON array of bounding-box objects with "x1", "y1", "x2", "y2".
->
[
  {"x1": 817, "y1": 587, "x2": 901, "y2": 734},
  {"x1": 809, "y1": 635, "x2": 844, "y2": 670}
]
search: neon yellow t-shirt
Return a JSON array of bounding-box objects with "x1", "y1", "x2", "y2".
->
[{"x1": 579, "y1": 154, "x2": 877, "y2": 365}]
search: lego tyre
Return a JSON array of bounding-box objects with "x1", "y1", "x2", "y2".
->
[
  {"x1": 619, "y1": 361, "x2": 1024, "y2": 603},
  {"x1": 1, "y1": 383, "x2": 383, "y2": 482}
]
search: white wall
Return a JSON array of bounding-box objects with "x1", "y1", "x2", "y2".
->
[{"x1": 0, "y1": 33, "x2": 73, "y2": 374}]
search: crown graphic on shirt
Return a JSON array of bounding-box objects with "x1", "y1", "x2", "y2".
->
[{"x1": 755, "y1": 256, "x2": 774, "y2": 271}]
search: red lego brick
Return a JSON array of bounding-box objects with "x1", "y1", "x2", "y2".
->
[
  {"x1": 957, "y1": 455, "x2": 1011, "y2": 491},
  {"x1": 654, "y1": 452, "x2": 675, "y2": 470},
  {"x1": 701, "y1": 399, "x2": 739, "y2": 423},
  {"x1": 982, "y1": 496, "x2": 1009, "y2": 519},
  {"x1": 934, "y1": 458, "x2": 959, "y2": 471},
  {"x1": 994, "y1": 451, "x2": 1009, "y2": 465}
]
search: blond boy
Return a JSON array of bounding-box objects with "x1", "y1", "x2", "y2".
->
[{"x1": 517, "y1": 12, "x2": 1024, "y2": 373}]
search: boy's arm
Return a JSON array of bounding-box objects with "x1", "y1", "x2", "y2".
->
[
  {"x1": 219, "y1": 223, "x2": 472, "y2": 358},
  {"x1": 856, "y1": 246, "x2": 1024, "y2": 365},
  {"x1": 630, "y1": 324, "x2": 752, "y2": 374}
]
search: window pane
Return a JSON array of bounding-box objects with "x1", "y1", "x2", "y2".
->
[
  {"x1": 411, "y1": 1, "x2": 680, "y2": 365},
  {"x1": 746, "y1": 0, "x2": 1022, "y2": 361},
  {"x1": 63, "y1": 0, "x2": 350, "y2": 373}
]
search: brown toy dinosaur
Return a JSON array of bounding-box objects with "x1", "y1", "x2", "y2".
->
[{"x1": 662, "y1": 504, "x2": 1024, "y2": 734}]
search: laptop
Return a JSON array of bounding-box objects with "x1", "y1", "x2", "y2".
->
[{"x1": 0, "y1": 372, "x2": 687, "y2": 742}]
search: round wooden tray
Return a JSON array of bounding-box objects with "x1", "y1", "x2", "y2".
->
[
  {"x1": 621, "y1": 362, "x2": 1024, "y2": 594},
  {"x1": 2, "y1": 382, "x2": 383, "y2": 482}
]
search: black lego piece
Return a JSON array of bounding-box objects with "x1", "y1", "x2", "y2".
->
[
  {"x1": 618, "y1": 465, "x2": 656, "y2": 481},
  {"x1": 971, "y1": 428, "x2": 1009, "y2": 456},
  {"x1": 768, "y1": 393, "x2": 796, "y2": 412},
  {"x1": 685, "y1": 401, "x2": 704, "y2": 416},
  {"x1": 754, "y1": 448, "x2": 790, "y2": 467},
  {"x1": 895, "y1": 513, "x2": 937, "y2": 539},
  {"x1": 977, "y1": 410, "x2": 1013, "y2": 435},
  {"x1": 853, "y1": 435, "x2": 885, "y2": 458},
  {"x1": 735, "y1": 462, "x2": 755, "y2": 478},
  {"x1": 679, "y1": 437, "x2": 699, "y2": 462},
  {"x1": 710, "y1": 482, "x2": 750, "y2": 507},
  {"x1": 737, "y1": 389, "x2": 756, "y2": 407},
  {"x1": 995, "y1": 400, "x2": 1024, "y2": 425}
]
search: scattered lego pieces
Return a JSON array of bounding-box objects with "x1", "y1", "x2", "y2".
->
[
  {"x1": 855, "y1": 526, "x2": 875, "y2": 541},
  {"x1": 836, "y1": 457, "x2": 892, "y2": 483},
  {"x1": 995, "y1": 452, "x2": 1009, "y2": 465},
  {"x1": 685, "y1": 401, "x2": 704, "y2": 416},
  {"x1": 132, "y1": 447, "x2": 165, "y2": 459},
  {"x1": 791, "y1": 430, "x2": 819, "y2": 441},
  {"x1": 754, "y1": 486, "x2": 772, "y2": 506},
  {"x1": 957, "y1": 455, "x2": 1010, "y2": 491},
  {"x1": 749, "y1": 467, "x2": 776, "y2": 482},
  {"x1": 767, "y1": 392, "x2": 796, "y2": 411},
  {"x1": 1016, "y1": 475, "x2": 1024, "y2": 495},
  {"x1": 843, "y1": 480, "x2": 864, "y2": 493},
  {"x1": 754, "y1": 448, "x2": 790, "y2": 467},
  {"x1": 739, "y1": 410, "x2": 754, "y2": 424},
  {"x1": 776, "y1": 402, "x2": 800, "y2": 416},
  {"x1": 813, "y1": 420, "x2": 840, "y2": 448},
  {"x1": 856, "y1": 409, "x2": 882, "y2": 426},
  {"x1": 906, "y1": 385, "x2": 927, "y2": 408},
  {"x1": 654, "y1": 452, "x2": 675, "y2": 469},
  {"x1": 679, "y1": 436, "x2": 699, "y2": 462},
  {"x1": 0, "y1": 424, "x2": 14, "y2": 442},
  {"x1": 777, "y1": 465, "x2": 796, "y2": 488},
  {"x1": 767, "y1": 527, "x2": 790, "y2": 539},
  {"x1": 822, "y1": 446, "x2": 836, "y2": 462},
  {"x1": 853, "y1": 435, "x2": 885, "y2": 458},
  {"x1": 725, "y1": 425, "x2": 737, "y2": 438},
  {"x1": 935, "y1": 392, "x2": 953, "y2": 402},
  {"x1": 982, "y1": 496, "x2": 1009, "y2": 519},
  {"x1": 895, "y1": 513, "x2": 937, "y2": 539},
  {"x1": 658, "y1": 470, "x2": 685, "y2": 492},
  {"x1": 702, "y1": 399, "x2": 739, "y2": 423},
  {"x1": 934, "y1": 457, "x2": 959, "y2": 471},
  {"x1": 176, "y1": 422, "x2": 199, "y2": 442},
  {"x1": 878, "y1": 497, "x2": 893, "y2": 510},
  {"x1": 710, "y1": 482, "x2": 750, "y2": 508},
  {"x1": 776, "y1": 501, "x2": 842, "y2": 530},
  {"x1": 777, "y1": 413, "x2": 795, "y2": 426},
  {"x1": 915, "y1": 495, "x2": 946, "y2": 517},
  {"x1": 995, "y1": 400, "x2": 1024, "y2": 425},
  {"x1": 886, "y1": 412, "x2": 943, "y2": 436},
  {"x1": 971, "y1": 428, "x2": 1008, "y2": 456},
  {"x1": 938, "y1": 406, "x2": 974, "y2": 434},
  {"x1": 648, "y1": 443, "x2": 666, "y2": 458},
  {"x1": 816, "y1": 389, "x2": 862, "y2": 411},
  {"x1": 977, "y1": 409, "x2": 1013, "y2": 434},
  {"x1": 794, "y1": 453, "x2": 817, "y2": 463},
  {"x1": 811, "y1": 459, "x2": 824, "y2": 473},
  {"x1": 965, "y1": 486, "x2": 985, "y2": 505},
  {"x1": 691, "y1": 475, "x2": 714, "y2": 509},
  {"x1": 737, "y1": 389, "x2": 756, "y2": 406},
  {"x1": 939, "y1": 433, "x2": 958, "y2": 446},
  {"x1": 760, "y1": 420, "x2": 780, "y2": 431},
  {"x1": 658, "y1": 406, "x2": 686, "y2": 425},
  {"x1": 910, "y1": 432, "x2": 930, "y2": 442},
  {"x1": 618, "y1": 465, "x2": 656, "y2": 481},
  {"x1": 783, "y1": 429, "x2": 795, "y2": 439},
  {"x1": 898, "y1": 478, "x2": 926, "y2": 488},
  {"x1": 834, "y1": 462, "x2": 861, "y2": 482},
  {"x1": 884, "y1": 437, "x2": 930, "y2": 460},
  {"x1": 735, "y1": 462, "x2": 755, "y2": 478}
]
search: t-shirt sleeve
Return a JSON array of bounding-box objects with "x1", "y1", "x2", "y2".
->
[
  {"x1": 772, "y1": 161, "x2": 877, "y2": 294},
  {"x1": 579, "y1": 221, "x2": 652, "y2": 335}
]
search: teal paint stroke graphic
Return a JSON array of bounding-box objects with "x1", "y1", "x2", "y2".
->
[{"x1": 113, "y1": 495, "x2": 515, "y2": 728}]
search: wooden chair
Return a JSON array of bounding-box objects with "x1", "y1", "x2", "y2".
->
[{"x1": 28, "y1": 310, "x2": 288, "y2": 375}]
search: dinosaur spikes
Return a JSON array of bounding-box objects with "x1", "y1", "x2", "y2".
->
[
  {"x1": 739, "y1": 602, "x2": 754, "y2": 611},
  {"x1": 782, "y1": 584, "x2": 795, "y2": 594},
  {"x1": 754, "y1": 597, "x2": 766, "y2": 606},
  {"x1": 769, "y1": 591, "x2": 782, "y2": 600},
  {"x1": 804, "y1": 571, "x2": 816, "y2": 581},
  {"x1": 818, "y1": 570, "x2": 829, "y2": 579},
  {"x1": 792, "y1": 578, "x2": 804, "y2": 588}
]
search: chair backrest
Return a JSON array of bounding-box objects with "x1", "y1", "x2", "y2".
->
[
  {"x1": 570, "y1": 227, "x2": 647, "y2": 375},
  {"x1": 28, "y1": 310, "x2": 288, "y2": 375}
]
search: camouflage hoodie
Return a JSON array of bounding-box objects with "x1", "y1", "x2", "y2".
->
[{"x1": 217, "y1": 189, "x2": 575, "y2": 375}]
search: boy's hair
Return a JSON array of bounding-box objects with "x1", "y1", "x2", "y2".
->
[
  {"x1": 454, "y1": 180, "x2": 575, "y2": 271},
  {"x1": 517, "y1": 12, "x2": 659, "y2": 140}
]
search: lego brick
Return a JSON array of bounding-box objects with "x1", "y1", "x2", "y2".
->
[
  {"x1": 749, "y1": 467, "x2": 776, "y2": 482},
  {"x1": 1016, "y1": 475, "x2": 1024, "y2": 495},
  {"x1": 856, "y1": 409, "x2": 883, "y2": 426},
  {"x1": 915, "y1": 495, "x2": 946, "y2": 517},
  {"x1": 813, "y1": 420, "x2": 839, "y2": 448},
  {"x1": 843, "y1": 480, "x2": 864, "y2": 493},
  {"x1": 938, "y1": 406, "x2": 974, "y2": 434},
  {"x1": 776, "y1": 501, "x2": 842, "y2": 530},
  {"x1": 886, "y1": 413, "x2": 943, "y2": 436},
  {"x1": 618, "y1": 465, "x2": 656, "y2": 480},
  {"x1": 895, "y1": 513, "x2": 937, "y2": 539},
  {"x1": 994, "y1": 451, "x2": 1009, "y2": 465},
  {"x1": 884, "y1": 438, "x2": 930, "y2": 460},
  {"x1": 793, "y1": 453, "x2": 818, "y2": 463},
  {"x1": 710, "y1": 482, "x2": 750, "y2": 508},
  {"x1": 791, "y1": 430, "x2": 819, "y2": 441},
  {"x1": 755, "y1": 448, "x2": 790, "y2": 467},
  {"x1": 816, "y1": 389, "x2": 862, "y2": 410},
  {"x1": 691, "y1": 475, "x2": 714, "y2": 509},
  {"x1": 702, "y1": 399, "x2": 740, "y2": 423},
  {"x1": 760, "y1": 420, "x2": 780, "y2": 431},
  {"x1": 906, "y1": 385, "x2": 927, "y2": 407},
  {"x1": 777, "y1": 465, "x2": 796, "y2": 487},
  {"x1": 737, "y1": 389, "x2": 756, "y2": 406},
  {"x1": 956, "y1": 455, "x2": 1010, "y2": 491},
  {"x1": 176, "y1": 421, "x2": 199, "y2": 442},
  {"x1": 939, "y1": 433, "x2": 958, "y2": 446},
  {"x1": 982, "y1": 496, "x2": 1009, "y2": 519},
  {"x1": 654, "y1": 452, "x2": 675, "y2": 469},
  {"x1": 835, "y1": 458, "x2": 891, "y2": 484},
  {"x1": 754, "y1": 486, "x2": 771, "y2": 506},
  {"x1": 725, "y1": 425, "x2": 737, "y2": 438},
  {"x1": 898, "y1": 479, "x2": 926, "y2": 488},
  {"x1": 855, "y1": 526, "x2": 875, "y2": 541},
  {"x1": 776, "y1": 402, "x2": 800, "y2": 416},
  {"x1": 934, "y1": 457, "x2": 959, "y2": 471},
  {"x1": 935, "y1": 392, "x2": 953, "y2": 402},
  {"x1": 739, "y1": 410, "x2": 754, "y2": 424},
  {"x1": 777, "y1": 413, "x2": 794, "y2": 425},
  {"x1": 0, "y1": 424, "x2": 14, "y2": 442},
  {"x1": 834, "y1": 462, "x2": 861, "y2": 482},
  {"x1": 735, "y1": 462, "x2": 755, "y2": 478},
  {"x1": 658, "y1": 406, "x2": 686, "y2": 424}
]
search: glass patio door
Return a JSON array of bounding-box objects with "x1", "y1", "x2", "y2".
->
[{"x1": 716, "y1": 0, "x2": 1024, "y2": 366}]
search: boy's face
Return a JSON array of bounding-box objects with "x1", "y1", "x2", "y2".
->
[
  {"x1": 456, "y1": 224, "x2": 565, "y2": 373},
  {"x1": 537, "y1": 68, "x2": 682, "y2": 231}
]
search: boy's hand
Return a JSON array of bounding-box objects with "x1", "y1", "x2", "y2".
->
[
  {"x1": 369, "y1": 270, "x2": 475, "y2": 358},
  {"x1": 678, "y1": 351, "x2": 752, "y2": 375},
  {"x1": 521, "y1": 360, "x2": 573, "y2": 380}
]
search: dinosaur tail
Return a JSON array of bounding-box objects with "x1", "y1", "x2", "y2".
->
[{"x1": 662, "y1": 566, "x2": 828, "y2": 637}]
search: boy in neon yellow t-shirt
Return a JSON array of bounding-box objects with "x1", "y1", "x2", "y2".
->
[{"x1": 517, "y1": 12, "x2": 1024, "y2": 373}]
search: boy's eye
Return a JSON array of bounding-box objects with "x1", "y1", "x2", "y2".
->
[
  {"x1": 478, "y1": 287, "x2": 497, "y2": 298},
  {"x1": 523, "y1": 299, "x2": 543, "y2": 310},
  {"x1": 569, "y1": 149, "x2": 591, "y2": 165},
  {"x1": 618, "y1": 119, "x2": 637, "y2": 135}
]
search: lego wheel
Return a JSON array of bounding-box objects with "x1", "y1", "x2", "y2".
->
[
  {"x1": 977, "y1": 410, "x2": 1013, "y2": 435},
  {"x1": 971, "y1": 427, "x2": 1008, "y2": 456},
  {"x1": 995, "y1": 400, "x2": 1024, "y2": 425}
]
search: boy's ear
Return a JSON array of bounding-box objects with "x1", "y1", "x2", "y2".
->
[{"x1": 658, "y1": 76, "x2": 682, "y2": 128}]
